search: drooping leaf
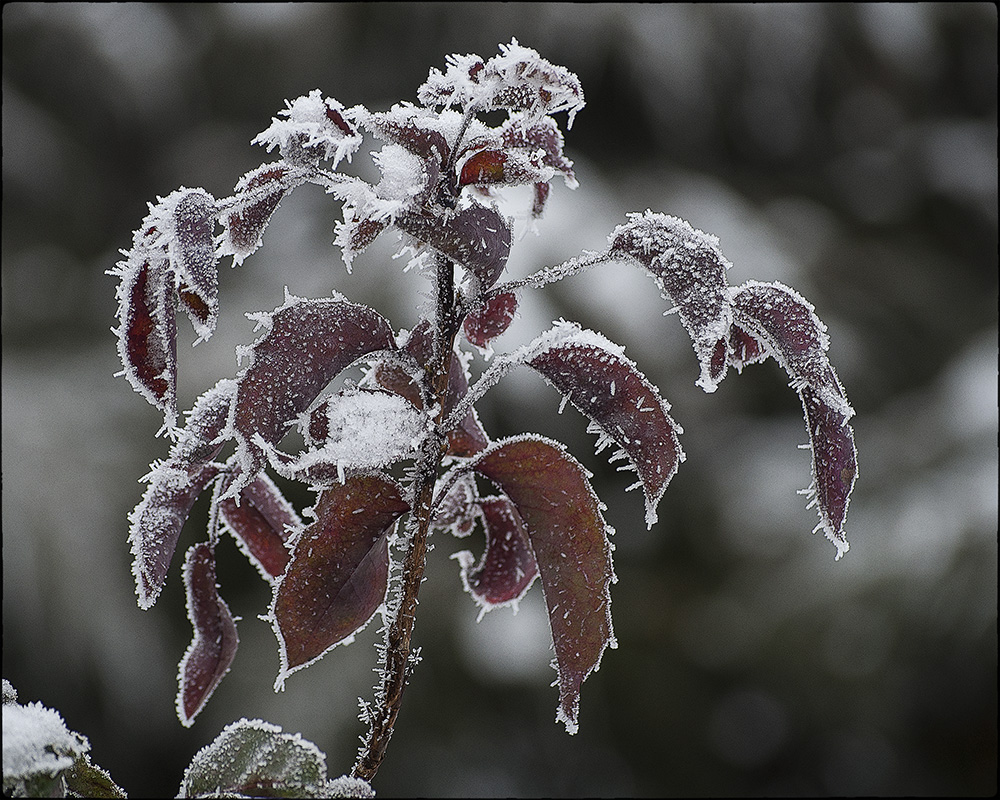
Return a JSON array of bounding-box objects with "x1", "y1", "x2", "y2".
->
[
  {"x1": 178, "y1": 718, "x2": 373, "y2": 799},
  {"x1": 271, "y1": 474, "x2": 409, "y2": 679},
  {"x1": 728, "y1": 324, "x2": 768, "y2": 372},
  {"x1": 524, "y1": 322, "x2": 684, "y2": 527},
  {"x1": 129, "y1": 463, "x2": 221, "y2": 610},
  {"x1": 469, "y1": 435, "x2": 616, "y2": 734},
  {"x1": 229, "y1": 297, "x2": 396, "y2": 496},
  {"x1": 463, "y1": 290, "x2": 518, "y2": 350},
  {"x1": 171, "y1": 189, "x2": 219, "y2": 342},
  {"x1": 730, "y1": 280, "x2": 853, "y2": 419},
  {"x1": 609, "y1": 210, "x2": 734, "y2": 392},
  {"x1": 397, "y1": 203, "x2": 511, "y2": 289},
  {"x1": 219, "y1": 472, "x2": 300, "y2": 581},
  {"x1": 454, "y1": 495, "x2": 539, "y2": 615},
  {"x1": 116, "y1": 257, "x2": 179, "y2": 430},
  {"x1": 177, "y1": 542, "x2": 239, "y2": 727},
  {"x1": 800, "y1": 386, "x2": 858, "y2": 560}
]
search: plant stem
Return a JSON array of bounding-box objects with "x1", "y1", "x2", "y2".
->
[{"x1": 352, "y1": 255, "x2": 458, "y2": 782}]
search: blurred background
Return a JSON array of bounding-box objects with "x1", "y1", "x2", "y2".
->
[{"x1": 3, "y1": 3, "x2": 996, "y2": 796}]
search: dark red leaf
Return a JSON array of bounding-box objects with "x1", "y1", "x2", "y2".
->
[
  {"x1": 397, "y1": 204, "x2": 511, "y2": 289},
  {"x1": 432, "y1": 474, "x2": 479, "y2": 538},
  {"x1": 525, "y1": 329, "x2": 683, "y2": 527},
  {"x1": 119, "y1": 258, "x2": 178, "y2": 429},
  {"x1": 463, "y1": 291, "x2": 518, "y2": 349},
  {"x1": 532, "y1": 181, "x2": 551, "y2": 218},
  {"x1": 230, "y1": 298, "x2": 395, "y2": 494},
  {"x1": 223, "y1": 164, "x2": 290, "y2": 263},
  {"x1": 129, "y1": 463, "x2": 221, "y2": 610},
  {"x1": 470, "y1": 435, "x2": 616, "y2": 734},
  {"x1": 459, "y1": 149, "x2": 508, "y2": 186},
  {"x1": 271, "y1": 474, "x2": 409, "y2": 674},
  {"x1": 220, "y1": 472, "x2": 299, "y2": 580},
  {"x1": 609, "y1": 211, "x2": 734, "y2": 392},
  {"x1": 456, "y1": 496, "x2": 539, "y2": 611},
  {"x1": 800, "y1": 386, "x2": 857, "y2": 560},
  {"x1": 177, "y1": 542, "x2": 239, "y2": 726},
  {"x1": 731, "y1": 280, "x2": 853, "y2": 419},
  {"x1": 173, "y1": 189, "x2": 218, "y2": 339}
]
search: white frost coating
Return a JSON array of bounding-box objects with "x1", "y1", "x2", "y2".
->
[
  {"x1": 418, "y1": 39, "x2": 585, "y2": 129},
  {"x1": 372, "y1": 144, "x2": 428, "y2": 212},
  {"x1": 252, "y1": 90, "x2": 362, "y2": 168},
  {"x1": 3, "y1": 701, "x2": 89, "y2": 784},
  {"x1": 285, "y1": 389, "x2": 428, "y2": 482}
]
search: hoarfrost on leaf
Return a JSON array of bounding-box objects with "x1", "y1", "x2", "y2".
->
[
  {"x1": 2, "y1": 697, "x2": 89, "y2": 797},
  {"x1": 178, "y1": 717, "x2": 357, "y2": 799},
  {"x1": 252, "y1": 89, "x2": 363, "y2": 168}
]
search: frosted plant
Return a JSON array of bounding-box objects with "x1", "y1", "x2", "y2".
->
[{"x1": 108, "y1": 40, "x2": 857, "y2": 792}]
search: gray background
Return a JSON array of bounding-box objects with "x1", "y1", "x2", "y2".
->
[{"x1": 3, "y1": 3, "x2": 996, "y2": 796}]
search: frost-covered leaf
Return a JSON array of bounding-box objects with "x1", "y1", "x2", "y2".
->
[
  {"x1": 129, "y1": 463, "x2": 222, "y2": 610},
  {"x1": 418, "y1": 39, "x2": 585, "y2": 128},
  {"x1": 229, "y1": 297, "x2": 396, "y2": 496},
  {"x1": 2, "y1": 695, "x2": 89, "y2": 798},
  {"x1": 221, "y1": 163, "x2": 301, "y2": 266},
  {"x1": 271, "y1": 474, "x2": 409, "y2": 679},
  {"x1": 463, "y1": 291, "x2": 518, "y2": 351},
  {"x1": 469, "y1": 435, "x2": 616, "y2": 734},
  {"x1": 171, "y1": 189, "x2": 219, "y2": 341},
  {"x1": 171, "y1": 379, "x2": 237, "y2": 472},
  {"x1": 730, "y1": 280, "x2": 853, "y2": 419},
  {"x1": 115, "y1": 256, "x2": 179, "y2": 430},
  {"x1": 524, "y1": 322, "x2": 683, "y2": 527},
  {"x1": 800, "y1": 386, "x2": 858, "y2": 560},
  {"x1": 454, "y1": 495, "x2": 539, "y2": 616},
  {"x1": 177, "y1": 542, "x2": 239, "y2": 727},
  {"x1": 178, "y1": 718, "x2": 368, "y2": 799},
  {"x1": 252, "y1": 90, "x2": 362, "y2": 168},
  {"x1": 501, "y1": 115, "x2": 577, "y2": 187},
  {"x1": 609, "y1": 211, "x2": 734, "y2": 392},
  {"x1": 397, "y1": 203, "x2": 511, "y2": 289},
  {"x1": 220, "y1": 472, "x2": 300, "y2": 581}
]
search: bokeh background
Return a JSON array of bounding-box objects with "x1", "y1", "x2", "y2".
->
[{"x1": 3, "y1": 3, "x2": 996, "y2": 796}]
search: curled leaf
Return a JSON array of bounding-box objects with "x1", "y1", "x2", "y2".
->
[
  {"x1": 115, "y1": 257, "x2": 178, "y2": 431},
  {"x1": 454, "y1": 495, "x2": 539, "y2": 616},
  {"x1": 609, "y1": 211, "x2": 734, "y2": 392},
  {"x1": 524, "y1": 322, "x2": 683, "y2": 527},
  {"x1": 252, "y1": 90, "x2": 362, "y2": 168},
  {"x1": 469, "y1": 435, "x2": 616, "y2": 734},
  {"x1": 229, "y1": 297, "x2": 396, "y2": 496},
  {"x1": 177, "y1": 542, "x2": 239, "y2": 727},
  {"x1": 271, "y1": 473, "x2": 409, "y2": 681},
  {"x1": 221, "y1": 163, "x2": 298, "y2": 265}
]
